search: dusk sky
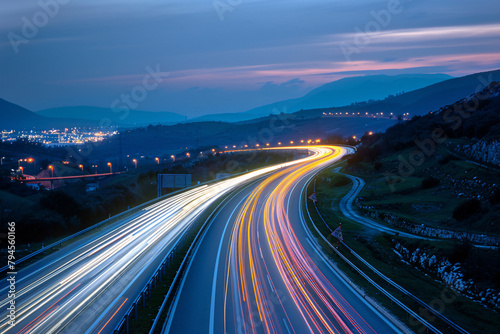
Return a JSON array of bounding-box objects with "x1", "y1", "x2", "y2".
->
[{"x1": 1, "y1": 0, "x2": 500, "y2": 117}]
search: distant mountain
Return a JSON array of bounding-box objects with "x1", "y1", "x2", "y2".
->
[
  {"x1": 0, "y1": 98, "x2": 97, "y2": 130},
  {"x1": 240, "y1": 74, "x2": 452, "y2": 119},
  {"x1": 379, "y1": 69, "x2": 500, "y2": 116},
  {"x1": 37, "y1": 106, "x2": 186, "y2": 126}
]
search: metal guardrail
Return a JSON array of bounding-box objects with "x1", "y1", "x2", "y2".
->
[
  {"x1": 302, "y1": 170, "x2": 469, "y2": 334},
  {"x1": 0, "y1": 184, "x2": 191, "y2": 274},
  {"x1": 0, "y1": 159, "x2": 274, "y2": 274}
]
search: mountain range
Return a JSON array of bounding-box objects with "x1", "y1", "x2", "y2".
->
[{"x1": 1, "y1": 70, "x2": 499, "y2": 130}]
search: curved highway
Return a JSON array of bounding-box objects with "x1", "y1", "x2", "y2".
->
[
  {"x1": 0, "y1": 149, "x2": 323, "y2": 334},
  {"x1": 164, "y1": 147, "x2": 400, "y2": 334}
]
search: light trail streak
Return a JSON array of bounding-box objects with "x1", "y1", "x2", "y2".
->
[
  {"x1": 222, "y1": 146, "x2": 379, "y2": 333},
  {"x1": 0, "y1": 147, "x2": 323, "y2": 333}
]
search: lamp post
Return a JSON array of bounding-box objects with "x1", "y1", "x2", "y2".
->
[
  {"x1": 19, "y1": 166, "x2": 23, "y2": 176},
  {"x1": 79, "y1": 164, "x2": 83, "y2": 171},
  {"x1": 107, "y1": 162, "x2": 112, "y2": 173},
  {"x1": 155, "y1": 157, "x2": 159, "y2": 165},
  {"x1": 133, "y1": 159, "x2": 137, "y2": 169},
  {"x1": 48, "y1": 165, "x2": 53, "y2": 177},
  {"x1": 171, "y1": 155, "x2": 175, "y2": 162}
]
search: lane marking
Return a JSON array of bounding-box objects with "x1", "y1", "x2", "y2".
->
[
  {"x1": 266, "y1": 275, "x2": 274, "y2": 293},
  {"x1": 209, "y1": 195, "x2": 249, "y2": 334},
  {"x1": 282, "y1": 318, "x2": 292, "y2": 334}
]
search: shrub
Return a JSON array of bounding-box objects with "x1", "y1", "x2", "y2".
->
[
  {"x1": 453, "y1": 199, "x2": 482, "y2": 221},
  {"x1": 421, "y1": 176, "x2": 440, "y2": 189}
]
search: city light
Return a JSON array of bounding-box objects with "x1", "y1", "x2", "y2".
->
[
  {"x1": 107, "y1": 162, "x2": 112, "y2": 173},
  {"x1": 48, "y1": 165, "x2": 53, "y2": 177},
  {"x1": 368, "y1": 131, "x2": 373, "y2": 135},
  {"x1": 19, "y1": 166, "x2": 23, "y2": 175},
  {"x1": 155, "y1": 157, "x2": 159, "y2": 164},
  {"x1": 290, "y1": 141, "x2": 294, "y2": 144},
  {"x1": 171, "y1": 155, "x2": 175, "y2": 162},
  {"x1": 133, "y1": 159, "x2": 137, "y2": 168},
  {"x1": 79, "y1": 164, "x2": 83, "y2": 171}
]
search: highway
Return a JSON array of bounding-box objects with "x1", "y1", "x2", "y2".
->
[
  {"x1": 0, "y1": 149, "x2": 323, "y2": 334},
  {"x1": 165, "y1": 147, "x2": 401, "y2": 334}
]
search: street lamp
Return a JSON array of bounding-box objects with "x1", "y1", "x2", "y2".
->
[
  {"x1": 133, "y1": 159, "x2": 137, "y2": 169},
  {"x1": 79, "y1": 164, "x2": 83, "y2": 171},
  {"x1": 155, "y1": 157, "x2": 159, "y2": 165},
  {"x1": 48, "y1": 165, "x2": 53, "y2": 177},
  {"x1": 290, "y1": 141, "x2": 294, "y2": 144},
  {"x1": 107, "y1": 162, "x2": 112, "y2": 173},
  {"x1": 0, "y1": 157, "x2": 4, "y2": 165},
  {"x1": 171, "y1": 155, "x2": 175, "y2": 162},
  {"x1": 19, "y1": 166, "x2": 23, "y2": 176},
  {"x1": 186, "y1": 153, "x2": 190, "y2": 158}
]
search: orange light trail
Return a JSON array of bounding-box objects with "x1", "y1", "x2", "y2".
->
[{"x1": 221, "y1": 146, "x2": 378, "y2": 333}]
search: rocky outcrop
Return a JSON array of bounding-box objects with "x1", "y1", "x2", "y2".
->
[
  {"x1": 393, "y1": 241, "x2": 500, "y2": 310},
  {"x1": 356, "y1": 199, "x2": 500, "y2": 246},
  {"x1": 458, "y1": 140, "x2": 500, "y2": 167}
]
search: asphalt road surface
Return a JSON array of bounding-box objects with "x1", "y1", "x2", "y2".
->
[{"x1": 165, "y1": 147, "x2": 400, "y2": 334}]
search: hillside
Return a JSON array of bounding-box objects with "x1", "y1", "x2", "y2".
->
[
  {"x1": 37, "y1": 106, "x2": 186, "y2": 126},
  {"x1": 89, "y1": 114, "x2": 396, "y2": 158},
  {"x1": 190, "y1": 74, "x2": 451, "y2": 122},
  {"x1": 242, "y1": 74, "x2": 452, "y2": 118},
  {"x1": 0, "y1": 99, "x2": 97, "y2": 130}
]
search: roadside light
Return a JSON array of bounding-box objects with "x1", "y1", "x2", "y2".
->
[
  {"x1": 155, "y1": 157, "x2": 159, "y2": 164},
  {"x1": 107, "y1": 162, "x2": 112, "y2": 173},
  {"x1": 48, "y1": 165, "x2": 54, "y2": 177},
  {"x1": 353, "y1": 136, "x2": 357, "y2": 140},
  {"x1": 171, "y1": 155, "x2": 175, "y2": 161},
  {"x1": 266, "y1": 143, "x2": 270, "y2": 146},
  {"x1": 79, "y1": 164, "x2": 83, "y2": 171},
  {"x1": 290, "y1": 141, "x2": 294, "y2": 144},
  {"x1": 132, "y1": 159, "x2": 137, "y2": 168},
  {"x1": 19, "y1": 166, "x2": 23, "y2": 175},
  {"x1": 368, "y1": 131, "x2": 373, "y2": 135}
]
